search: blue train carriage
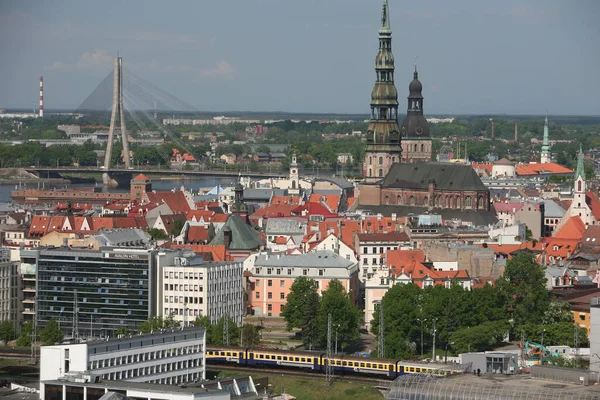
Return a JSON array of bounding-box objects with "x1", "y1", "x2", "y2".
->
[
  {"x1": 247, "y1": 348, "x2": 322, "y2": 370},
  {"x1": 205, "y1": 346, "x2": 247, "y2": 364},
  {"x1": 325, "y1": 355, "x2": 398, "y2": 378}
]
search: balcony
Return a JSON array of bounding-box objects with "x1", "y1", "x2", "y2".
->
[{"x1": 23, "y1": 308, "x2": 34, "y2": 314}]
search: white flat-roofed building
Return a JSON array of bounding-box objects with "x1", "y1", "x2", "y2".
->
[
  {"x1": 247, "y1": 250, "x2": 359, "y2": 316},
  {"x1": 40, "y1": 326, "x2": 207, "y2": 399},
  {"x1": 159, "y1": 253, "x2": 244, "y2": 326}
]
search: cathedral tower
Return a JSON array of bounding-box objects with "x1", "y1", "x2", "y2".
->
[
  {"x1": 400, "y1": 63, "x2": 432, "y2": 162},
  {"x1": 540, "y1": 115, "x2": 551, "y2": 164},
  {"x1": 363, "y1": 0, "x2": 402, "y2": 182}
]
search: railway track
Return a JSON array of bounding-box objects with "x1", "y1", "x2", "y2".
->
[{"x1": 208, "y1": 363, "x2": 392, "y2": 388}]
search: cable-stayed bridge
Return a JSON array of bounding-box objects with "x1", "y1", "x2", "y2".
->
[{"x1": 26, "y1": 57, "x2": 284, "y2": 184}]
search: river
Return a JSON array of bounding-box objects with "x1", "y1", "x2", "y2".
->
[{"x1": 0, "y1": 176, "x2": 238, "y2": 204}]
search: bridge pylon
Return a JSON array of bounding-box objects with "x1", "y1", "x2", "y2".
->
[{"x1": 103, "y1": 56, "x2": 130, "y2": 185}]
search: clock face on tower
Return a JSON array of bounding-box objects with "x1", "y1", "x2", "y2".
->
[
  {"x1": 416, "y1": 127, "x2": 423, "y2": 136},
  {"x1": 292, "y1": 169, "x2": 297, "y2": 174}
]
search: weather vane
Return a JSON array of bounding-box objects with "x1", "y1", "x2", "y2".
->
[{"x1": 414, "y1": 56, "x2": 419, "y2": 71}]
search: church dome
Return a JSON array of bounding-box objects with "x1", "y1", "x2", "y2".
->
[
  {"x1": 409, "y1": 70, "x2": 423, "y2": 98},
  {"x1": 371, "y1": 83, "x2": 398, "y2": 106}
]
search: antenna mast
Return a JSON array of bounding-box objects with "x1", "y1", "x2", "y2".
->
[
  {"x1": 326, "y1": 313, "x2": 334, "y2": 384},
  {"x1": 378, "y1": 303, "x2": 385, "y2": 358}
]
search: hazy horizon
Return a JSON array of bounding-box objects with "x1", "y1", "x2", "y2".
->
[{"x1": 1, "y1": 0, "x2": 599, "y2": 115}]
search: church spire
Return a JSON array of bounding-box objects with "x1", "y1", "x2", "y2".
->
[
  {"x1": 380, "y1": 0, "x2": 391, "y2": 33},
  {"x1": 540, "y1": 115, "x2": 551, "y2": 163},
  {"x1": 363, "y1": 0, "x2": 401, "y2": 181},
  {"x1": 575, "y1": 144, "x2": 585, "y2": 181}
]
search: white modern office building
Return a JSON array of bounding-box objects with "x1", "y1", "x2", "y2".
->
[
  {"x1": 159, "y1": 253, "x2": 244, "y2": 326},
  {"x1": 40, "y1": 326, "x2": 207, "y2": 399}
]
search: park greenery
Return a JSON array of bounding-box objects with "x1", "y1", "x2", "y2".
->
[
  {"x1": 2, "y1": 114, "x2": 600, "y2": 172},
  {"x1": 193, "y1": 315, "x2": 261, "y2": 347},
  {"x1": 371, "y1": 253, "x2": 588, "y2": 359},
  {"x1": 281, "y1": 278, "x2": 362, "y2": 351}
]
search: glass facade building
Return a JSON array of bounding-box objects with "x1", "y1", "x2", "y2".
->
[{"x1": 25, "y1": 248, "x2": 166, "y2": 338}]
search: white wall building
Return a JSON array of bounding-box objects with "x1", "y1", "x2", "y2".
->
[
  {"x1": 159, "y1": 253, "x2": 244, "y2": 326},
  {"x1": 0, "y1": 247, "x2": 20, "y2": 326},
  {"x1": 40, "y1": 327, "x2": 207, "y2": 399}
]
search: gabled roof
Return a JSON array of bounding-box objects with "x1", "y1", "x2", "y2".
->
[
  {"x1": 210, "y1": 214, "x2": 264, "y2": 251},
  {"x1": 309, "y1": 194, "x2": 341, "y2": 213},
  {"x1": 581, "y1": 226, "x2": 600, "y2": 246},
  {"x1": 187, "y1": 226, "x2": 209, "y2": 243},
  {"x1": 250, "y1": 204, "x2": 298, "y2": 220},
  {"x1": 515, "y1": 162, "x2": 573, "y2": 176},
  {"x1": 492, "y1": 202, "x2": 524, "y2": 214},
  {"x1": 271, "y1": 196, "x2": 302, "y2": 206},
  {"x1": 292, "y1": 202, "x2": 338, "y2": 218},
  {"x1": 586, "y1": 192, "x2": 600, "y2": 221},
  {"x1": 146, "y1": 191, "x2": 191, "y2": 213},
  {"x1": 554, "y1": 216, "x2": 586, "y2": 240}
]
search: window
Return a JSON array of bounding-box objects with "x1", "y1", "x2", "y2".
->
[
  {"x1": 255, "y1": 292, "x2": 260, "y2": 299},
  {"x1": 280, "y1": 280, "x2": 285, "y2": 287},
  {"x1": 465, "y1": 196, "x2": 472, "y2": 208},
  {"x1": 268, "y1": 292, "x2": 272, "y2": 299},
  {"x1": 280, "y1": 293, "x2": 285, "y2": 300},
  {"x1": 267, "y1": 268, "x2": 272, "y2": 275},
  {"x1": 363, "y1": 258, "x2": 368, "y2": 264},
  {"x1": 362, "y1": 247, "x2": 367, "y2": 254},
  {"x1": 378, "y1": 168, "x2": 383, "y2": 177},
  {"x1": 303, "y1": 269, "x2": 308, "y2": 276},
  {"x1": 319, "y1": 269, "x2": 324, "y2": 276},
  {"x1": 379, "y1": 247, "x2": 384, "y2": 254},
  {"x1": 379, "y1": 156, "x2": 383, "y2": 164},
  {"x1": 410, "y1": 196, "x2": 415, "y2": 206},
  {"x1": 276, "y1": 268, "x2": 282, "y2": 275},
  {"x1": 267, "y1": 304, "x2": 272, "y2": 311},
  {"x1": 287, "y1": 268, "x2": 292, "y2": 275},
  {"x1": 372, "y1": 258, "x2": 377, "y2": 265},
  {"x1": 268, "y1": 280, "x2": 272, "y2": 287}
]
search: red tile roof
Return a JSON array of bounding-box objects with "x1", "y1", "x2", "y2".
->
[
  {"x1": 309, "y1": 194, "x2": 341, "y2": 213},
  {"x1": 292, "y1": 202, "x2": 338, "y2": 218},
  {"x1": 587, "y1": 192, "x2": 600, "y2": 221},
  {"x1": 357, "y1": 232, "x2": 410, "y2": 243},
  {"x1": 168, "y1": 244, "x2": 229, "y2": 261},
  {"x1": 187, "y1": 226, "x2": 209, "y2": 243},
  {"x1": 554, "y1": 216, "x2": 586, "y2": 240},
  {"x1": 271, "y1": 196, "x2": 302, "y2": 206},
  {"x1": 146, "y1": 191, "x2": 191, "y2": 213},
  {"x1": 132, "y1": 174, "x2": 150, "y2": 182},
  {"x1": 515, "y1": 162, "x2": 573, "y2": 176},
  {"x1": 250, "y1": 204, "x2": 297, "y2": 220}
]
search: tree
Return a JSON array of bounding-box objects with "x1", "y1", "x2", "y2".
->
[
  {"x1": 116, "y1": 327, "x2": 131, "y2": 336},
  {"x1": 372, "y1": 283, "x2": 422, "y2": 358},
  {"x1": 138, "y1": 314, "x2": 180, "y2": 333},
  {"x1": 241, "y1": 324, "x2": 261, "y2": 347},
  {"x1": 147, "y1": 228, "x2": 168, "y2": 240},
  {"x1": 210, "y1": 316, "x2": 240, "y2": 346},
  {"x1": 39, "y1": 319, "x2": 64, "y2": 345},
  {"x1": 171, "y1": 219, "x2": 185, "y2": 236},
  {"x1": 543, "y1": 301, "x2": 574, "y2": 324},
  {"x1": 280, "y1": 277, "x2": 320, "y2": 349},
  {"x1": 17, "y1": 322, "x2": 33, "y2": 347},
  {"x1": 451, "y1": 321, "x2": 509, "y2": 354},
  {"x1": 316, "y1": 280, "x2": 361, "y2": 350},
  {"x1": 496, "y1": 252, "x2": 549, "y2": 330},
  {"x1": 0, "y1": 322, "x2": 15, "y2": 345}
]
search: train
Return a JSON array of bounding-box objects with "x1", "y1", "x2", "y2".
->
[{"x1": 206, "y1": 346, "x2": 465, "y2": 379}]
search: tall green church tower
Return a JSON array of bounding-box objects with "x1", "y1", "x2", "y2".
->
[{"x1": 363, "y1": 0, "x2": 402, "y2": 182}]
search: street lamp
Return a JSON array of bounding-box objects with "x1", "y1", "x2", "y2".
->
[
  {"x1": 432, "y1": 318, "x2": 438, "y2": 362},
  {"x1": 541, "y1": 328, "x2": 546, "y2": 347},
  {"x1": 417, "y1": 318, "x2": 427, "y2": 358}
]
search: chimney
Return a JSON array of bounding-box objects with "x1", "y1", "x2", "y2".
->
[
  {"x1": 39, "y1": 76, "x2": 44, "y2": 118},
  {"x1": 514, "y1": 121, "x2": 518, "y2": 142},
  {"x1": 391, "y1": 213, "x2": 397, "y2": 221}
]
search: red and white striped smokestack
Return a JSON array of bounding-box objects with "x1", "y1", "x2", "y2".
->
[{"x1": 39, "y1": 76, "x2": 44, "y2": 117}]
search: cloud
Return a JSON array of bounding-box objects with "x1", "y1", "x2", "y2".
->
[
  {"x1": 47, "y1": 49, "x2": 113, "y2": 71},
  {"x1": 76, "y1": 49, "x2": 112, "y2": 69},
  {"x1": 199, "y1": 61, "x2": 237, "y2": 80},
  {"x1": 137, "y1": 59, "x2": 237, "y2": 80}
]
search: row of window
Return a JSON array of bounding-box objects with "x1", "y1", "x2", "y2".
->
[
  {"x1": 165, "y1": 307, "x2": 202, "y2": 317},
  {"x1": 362, "y1": 246, "x2": 395, "y2": 254},
  {"x1": 99, "y1": 359, "x2": 202, "y2": 381},
  {"x1": 383, "y1": 194, "x2": 485, "y2": 209},
  {"x1": 164, "y1": 283, "x2": 204, "y2": 292},
  {"x1": 164, "y1": 271, "x2": 203, "y2": 280},
  {"x1": 164, "y1": 296, "x2": 204, "y2": 305},
  {"x1": 362, "y1": 257, "x2": 384, "y2": 266},
  {"x1": 256, "y1": 292, "x2": 286, "y2": 300},
  {"x1": 255, "y1": 269, "x2": 326, "y2": 277},
  {"x1": 90, "y1": 344, "x2": 203, "y2": 369}
]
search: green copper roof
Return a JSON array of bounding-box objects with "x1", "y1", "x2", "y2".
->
[
  {"x1": 210, "y1": 214, "x2": 264, "y2": 251},
  {"x1": 575, "y1": 144, "x2": 585, "y2": 181},
  {"x1": 379, "y1": 0, "x2": 391, "y2": 34},
  {"x1": 541, "y1": 115, "x2": 550, "y2": 152}
]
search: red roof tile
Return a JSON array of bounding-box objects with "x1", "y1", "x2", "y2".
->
[
  {"x1": 146, "y1": 191, "x2": 191, "y2": 213},
  {"x1": 132, "y1": 174, "x2": 150, "y2": 182},
  {"x1": 554, "y1": 216, "x2": 586, "y2": 240}
]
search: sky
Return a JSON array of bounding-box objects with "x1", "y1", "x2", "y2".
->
[{"x1": 0, "y1": 0, "x2": 599, "y2": 115}]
